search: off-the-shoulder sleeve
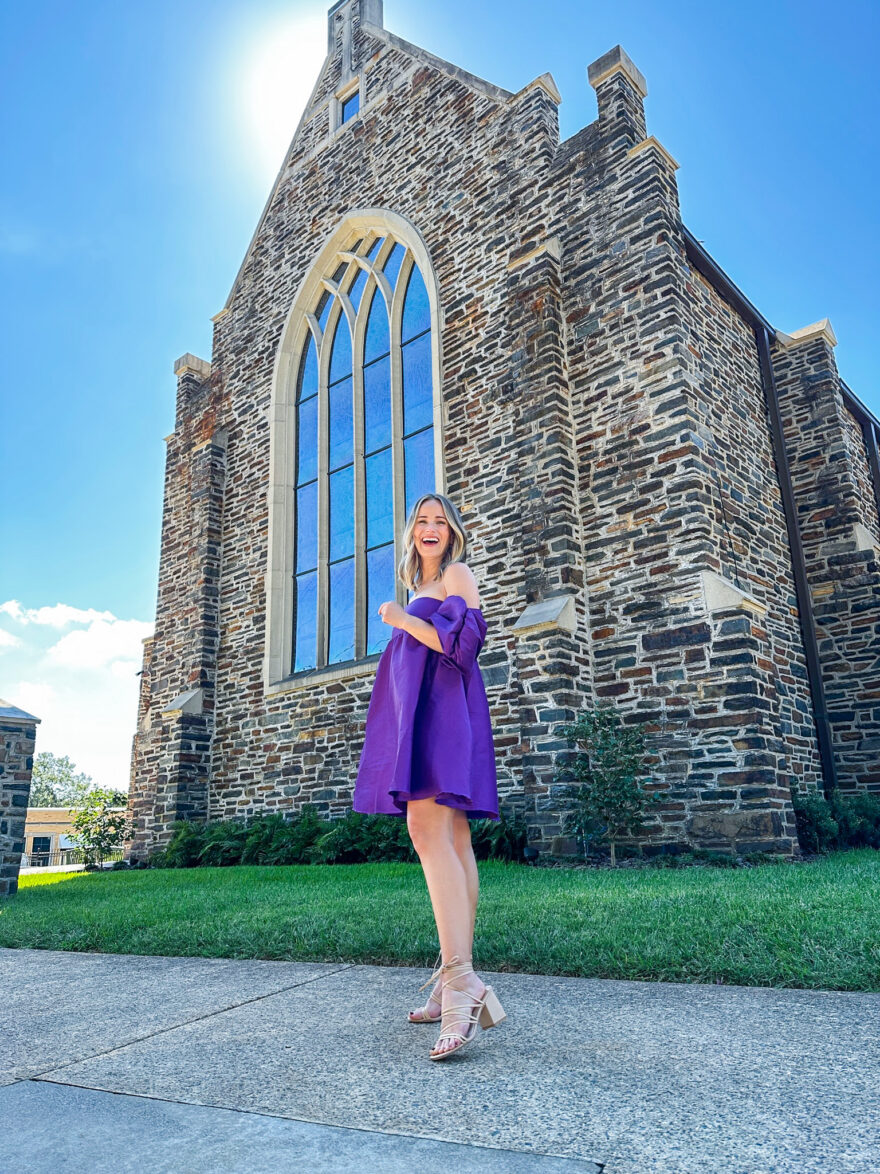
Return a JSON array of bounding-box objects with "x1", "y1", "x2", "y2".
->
[{"x1": 428, "y1": 594, "x2": 487, "y2": 680}]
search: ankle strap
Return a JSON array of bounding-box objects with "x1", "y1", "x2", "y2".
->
[{"x1": 417, "y1": 953, "x2": 474, "y2": 992}]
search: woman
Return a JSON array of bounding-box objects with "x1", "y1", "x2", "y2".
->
[{"x1": 353, "y1": 491, "x2": 506, "y2": 1061}]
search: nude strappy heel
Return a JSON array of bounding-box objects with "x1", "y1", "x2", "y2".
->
[
  {"x1": 428, "y1": 954, "x2": 506, "y2": 1061},
  {"x1": 408, "y1": 950, "x2": 443, "y2": 1023}
]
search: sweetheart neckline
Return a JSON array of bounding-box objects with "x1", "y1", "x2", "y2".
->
[{"x1": 407, "y1": 593, "x2": 484, "y2": 611}]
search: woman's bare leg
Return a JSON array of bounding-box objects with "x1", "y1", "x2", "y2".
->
[
  {"x1": 410, "y1": 809, "x2": 479, "y2": 1021},
  {"x1": 407, "y1": 798, "x2": 485, "y2": 1055},
  {"x1": 452, "y1": 809, "x2": 479, "y2": 944}
]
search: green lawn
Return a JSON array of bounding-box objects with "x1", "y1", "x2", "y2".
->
[{"x1": 3, "y1": 850, "x2": 879, "y2": 991}]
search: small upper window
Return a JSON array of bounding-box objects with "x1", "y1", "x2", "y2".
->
[{"x1": 341, "y1": 91, "x2": 360, "y2": 124}]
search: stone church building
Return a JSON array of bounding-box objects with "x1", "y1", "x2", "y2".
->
[{"x1": 127, "y1": 0, "x2": 880, "y2": 861}]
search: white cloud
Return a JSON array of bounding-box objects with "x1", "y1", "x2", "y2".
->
[
  {"x1": 0, "y1": 628, "x2": 22, "y2": 651},
  {"x1": 47, "y1": 616, "x2": 153, "y2": 671},
  {"x1": 0, "y1": 600, "x2": 116, "y2": 628},
  {"x1": 9, "y1": 681, "x2": 57, "y2": 716},
  {"x1": 1, "y1": 601, "x2": 154, "y2": 791}
]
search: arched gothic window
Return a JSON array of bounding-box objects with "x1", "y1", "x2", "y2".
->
[{"x1": 274, "y1": 221, "x2": 440, "y2": 682}]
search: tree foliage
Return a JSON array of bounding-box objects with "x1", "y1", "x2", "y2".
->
[
  {"x1": 70, "y1": 788, "x2": 132, "y2": 864},
  {"x1": 554, "y1": 705, "x2": 660, "y2": 865},
  {"x1": 28, "y1": 752, "x2": 93, "y2": 808}
]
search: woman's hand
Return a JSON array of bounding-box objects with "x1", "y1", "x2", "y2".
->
[{"x1": 378, "y1": 601, "x2": 407, "y2": 629}]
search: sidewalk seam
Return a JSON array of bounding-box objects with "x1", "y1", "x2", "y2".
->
[
  {"x1": 18, "y1": 963, "x2": 355, "y2": 1081},
  {"x1": 19, "y1": 1079, "x2": 605, "y2": 1170}
]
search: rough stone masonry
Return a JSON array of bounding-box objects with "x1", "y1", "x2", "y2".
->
[
  {"x1": 0, "y1": 700, "x2": 40, "y2": 897},
  {"x1": 127, "y1": 0, "x2": 880, "y2": 861}
]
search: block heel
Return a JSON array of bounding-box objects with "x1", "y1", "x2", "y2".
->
[
  {"x1": 478, "y1": 985, "x2": 506, "y2": 1029},
  {"x1": 428, "y1": 956, "x2": 506, "y2": 1061}
]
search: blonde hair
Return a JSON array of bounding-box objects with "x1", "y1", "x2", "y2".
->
[{"x1": 398, "y1": 492, "x2": 468, "y2": 592}]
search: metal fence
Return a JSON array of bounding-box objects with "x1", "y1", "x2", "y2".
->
[{"x1": 20, "y1": 849, "x2": 125, "y2": 868}]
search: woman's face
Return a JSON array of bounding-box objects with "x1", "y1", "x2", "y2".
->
[{"x1": 413, "y1": 499, "x2": 451, "y2": 560}]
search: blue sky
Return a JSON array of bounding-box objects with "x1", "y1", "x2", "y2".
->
[{"x1": 1, "y1": 0, "x2": 877, "y2": 786}]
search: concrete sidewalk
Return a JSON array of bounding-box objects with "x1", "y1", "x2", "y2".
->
[{"x1": 1, "y1": 948, "x2": 877, "y2": 1173}]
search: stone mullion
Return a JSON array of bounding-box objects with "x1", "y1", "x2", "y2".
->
[
  {"x1": 390, "y1": 256, "x2": 408, "y2": 604},
  {"x1": 352, "y1": 287, "x2": 368, "y2": 659},
  {"x1": 316, "y1": 314, "x2": 333, "y2": 669}
]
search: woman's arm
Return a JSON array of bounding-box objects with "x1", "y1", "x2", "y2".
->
[
  {"x1": 377, "y1": 601, "x2": 443, "y2": 651},
  {"x1": 400, "y1": 613, "x2": 443, "y2": 652},
  {"x1": 378, "y1": 564, "x2": 481, "y2": 654}
]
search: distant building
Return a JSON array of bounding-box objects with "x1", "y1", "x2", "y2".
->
[
  {"x1": 128, "y1": 0, "x2": 880, "y2": 862},
  {"x1": 22, "y1": 808, "x2": 79, "y2": 867}
]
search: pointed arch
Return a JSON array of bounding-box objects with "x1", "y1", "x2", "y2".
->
[{"x1": 265, "y1": 209, "x2": 445, "y2": 691}]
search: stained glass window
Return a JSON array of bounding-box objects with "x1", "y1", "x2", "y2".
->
[{"x1": 292, "y1": 234, "x2": 437, "y2": 672}]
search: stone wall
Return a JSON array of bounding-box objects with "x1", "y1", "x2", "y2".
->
[
  {"x1": 128, "y1": 357, "x2": 226, "y2": 857},
  {"x1": 0, "y1": 702, "x2": 39, "y2": 897},
  {"x1": 545, "y1": 53, "x2": 806, "y2": 853},
  {"x1": 773, "y1": 327, "x2": 880, "y2": 793},
  {"x1": 128, "y1": 0, "x2": 878, "y2": 860}
]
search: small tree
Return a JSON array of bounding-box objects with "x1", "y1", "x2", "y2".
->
[
  {"x1": 28, "y1": 752, "x2": 93, "y2": 808},
  {"x1": 70, "y1": 788, "x2": 132, "y2": 865},
  {"x1": 554, "y1": 705, "x2": 659, "y2": 865}
]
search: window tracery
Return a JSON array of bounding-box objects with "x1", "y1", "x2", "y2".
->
[{"x1": 289, "y1": 229, "x2": 439, "y2": 674}]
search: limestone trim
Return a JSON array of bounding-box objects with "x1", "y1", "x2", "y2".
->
[
  {"x1": 699, "y1": 569, "x2": 767, "y2": 616},
  {"x1": 775, "y1": 319, "x2": 838, "y2": 349},
  {"x1": 510, "y1": 73, "x2": 562, "y2": 105},
  {"x1": 265, "y1": 207, "x2": 445, "y2": 691},
  {"x1": 162, "y1": 688, "x2": 204, "y2": 716},
  {"x1": 265, "y1": 653, "x2": 382, "y2": 697},
  {"x1": 511, "y1": 595, "x2": 577, "y2": 637},
  {"x1": 361, "y1": 23, "x2": 512, "y2": 105},
  {"x1": 587, "y1": 45, "x2": 648, "y2": 98},
  {"x1": 330, "y1": 74, "x2": 362, "y2": 137},
  {"x1": 173, "y1": 353, "x2": 211, "y2": 379},
  {"x1": 627, "y1": 136, "x2": 680, "y2": 172},
  {"x1": 507, "y1": 236, "x2": 563, "y2": 271},
  {"x1": 853, "y1": 522, "x2": 880, "y2": 555}
]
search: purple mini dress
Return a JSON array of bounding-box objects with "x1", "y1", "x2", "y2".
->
[{"x1": 353, "y1": 593, "x2": 499, "y2": 820}]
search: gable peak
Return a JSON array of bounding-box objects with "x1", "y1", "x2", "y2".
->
[{"x1": 327, "y1": 0, "x2": 383, "y2": 52}]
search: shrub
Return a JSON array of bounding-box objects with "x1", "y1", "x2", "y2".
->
[
  {"x1": 470, "y1": 813, "x2": 530, "y2": 862},
  {"x1": 146, "y1": 807, "x2": 529, "y2": 869},
  {"x1": 791, "y1": 789, "x2": 880, "y2": 854},
  {"x1": 308, "y1": 811, "x2": 417, "y2": 864},
  {"x1": 830, "y1": 790, "x2": 880, "y2": 850},
  {"x1": 151, "y1": 820, "x2": 205, "y2": 868},
  {"x1": 554, "y1": 705, "x2": 660, "y2": 866},
  {"x1": 240, "y1": 807, "x2": 325, "y2": 865},
  {"x1": 791, "y1": 792, "x2": 839, "y2": 855}
]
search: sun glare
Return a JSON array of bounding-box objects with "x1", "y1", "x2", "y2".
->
[{"x1": 239, "y1": 12, "x2": 327, "y2": 185}]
